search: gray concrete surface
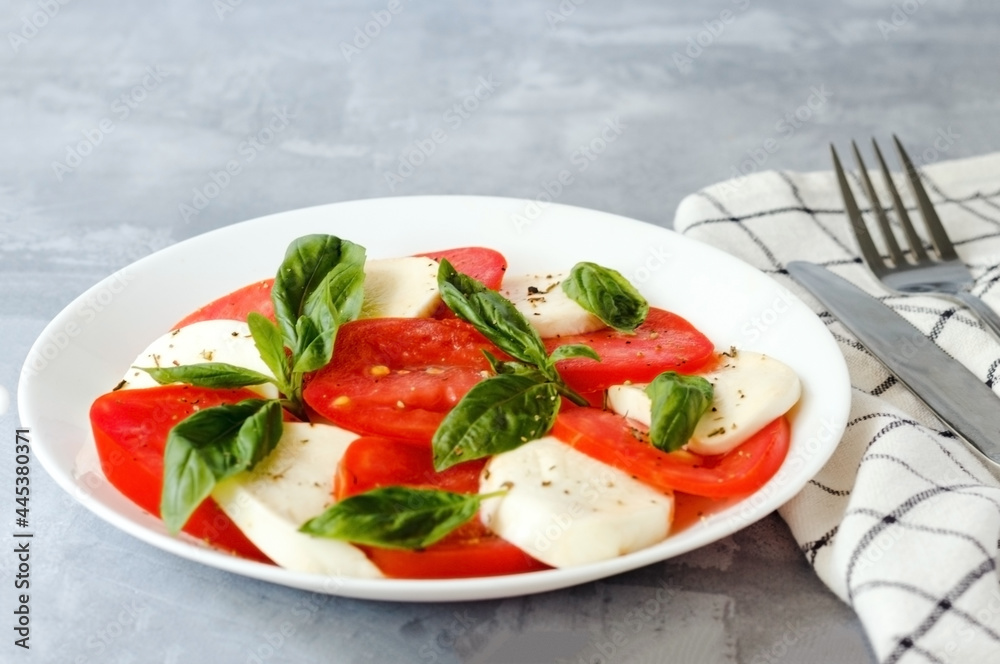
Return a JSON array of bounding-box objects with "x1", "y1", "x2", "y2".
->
[{"x1": 4, "y1": 0, "x2": 1000, "y2": 661}]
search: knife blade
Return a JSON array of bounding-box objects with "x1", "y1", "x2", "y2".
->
[{"x1": 786, "y1": 260, "x2": 1000, "y2": 464}]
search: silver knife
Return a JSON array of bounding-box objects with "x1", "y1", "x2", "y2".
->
[{"x1": 787, "y1": 260, "x2": 1000, "y2": 464}]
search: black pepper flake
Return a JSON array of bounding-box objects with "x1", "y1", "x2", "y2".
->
[{"x1": 707, "y1": 427, "x2": 726, "y2": 437}]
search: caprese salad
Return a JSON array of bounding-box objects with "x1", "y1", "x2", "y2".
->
[{"x1": 88, "y1": 235, "x2": 800, "y2": 579}]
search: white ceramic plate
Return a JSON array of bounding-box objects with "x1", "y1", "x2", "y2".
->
[{"x1": 18, "y1": 196, "x2": 850, "y2": 602}]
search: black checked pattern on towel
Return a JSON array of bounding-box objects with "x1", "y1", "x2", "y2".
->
[{"x1": 674, "y1": 158, "x2": 1000, "y2": 664}]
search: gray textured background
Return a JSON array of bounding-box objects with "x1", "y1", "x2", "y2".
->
[{"x1": 4, "y1": 0, "x2": 1000, "y2": 662}]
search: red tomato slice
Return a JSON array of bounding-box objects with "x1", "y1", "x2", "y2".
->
[
  {"x1": 551, "y1": 408, "x2": 790, "y2": 498},
  {"x1": 418, "y1": 247, "x2": 507, "y2": 290},
  {"x1": 544, "y1": 307, "x2": 716, "y2": 392},
  {"x1": 418, "y1": 246, "x2": 508, "y2": 318},
  {"x1": 304, "y1": 317, "x2": 500, "y2": 441},
  {"x1": 335, "y1": 436, "x2": 486, "y2": 498},
  {"x1": 335, "y1": 436, "x2": 549, "y2": 578},
  {"x1": 362, "y1": 536, "x2": 549, "y2": 579},
  {"x1": 174, "y1": 279, "x2": 275, "y2": 328},
  {"x1": 90, "y1": 385, "x2": 277, "y2": 562}
]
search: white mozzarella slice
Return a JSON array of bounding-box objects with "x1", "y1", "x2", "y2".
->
[
  {"x1": 605, "y1": 383, "x2": 652, "y2": 427},
  {"x1": 361, "y1": 256, "x2": 441, "y2": 318},
  {"x1": 479, "y1": 436, "x2": 673, "y2": 568},
  {"x1": 605, "y1": 351, "x2": 801, "y2": 456},
  {"x1": 211, "y1": 422, "x2": 383, "y2": 578},
  {"x1": 500, "y1": 272, "x2": 605, "y2": 338},
  {"x1": 690, "y1": 351, "x2": 800, "y2": 455},
  {"x1": 120, "y1": 319, "x2": 278, "y2": 399}
]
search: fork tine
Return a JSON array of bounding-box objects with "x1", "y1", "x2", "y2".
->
[
  {"x1": 872, "y1": 139, "x2": 928, "y2": 262},
  {"x1": 851, "y1": 140, "x2": 905, "y2": 266},
  {"x1": 893, "y1": 135, "x2": 959, "y2": 261},
  {"x1": 832, "y1": 144, "x2": 886, "y2": 276}
]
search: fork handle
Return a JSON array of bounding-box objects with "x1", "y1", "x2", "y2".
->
[{"x1": 953, "y1": 291, "x2": 1000, "y2": 344}]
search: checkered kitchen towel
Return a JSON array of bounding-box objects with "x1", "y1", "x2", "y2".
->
[{"x1": 674, "y1": 152, "x2": 1000, "y2": 664}]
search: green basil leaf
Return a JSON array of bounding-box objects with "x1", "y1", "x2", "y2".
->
[
  {"x1": 432, "y1": 374, "x2": 560, "y2": 470},
  {"x1": 438, "y1": 259, "x2": 549, "y2": 368},
  {"x1": 547, "y1": 343, "x2": 600, "y2": 364},
  {"x1": 161, "y1": 399, "x2": 283, "y2": 533},
  {"x1": 291, "y1": 260, "x2": 367, "y2": 375},
  {"x1": 300, "y1": 486, "x2": 491, "y2": 550},
  {"x1": 247, "y1": 312, "x2": 289, "y2": 388},
  {"x1": 272, "y1": 235, "x2": 366, "y2": 347},
  {"x1": 291, "y1": 315, "x2": 331, "y2": 374},
  {"x1": 134, "y1": 363, "x2": 275, "y2": 389},
  {"x1": 644, "y1": 372, "x2": 714, "y2": 452},
  {"x1": 307, "y1": 260, "x2": 366, "y2": 325},
  {"x1": 562, "y1": 262, "x2": 649, "y2": 332}
]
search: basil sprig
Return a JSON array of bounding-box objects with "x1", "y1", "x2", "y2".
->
[
  {"x1": 300, "y1": 486, "x2": 503, "y2": 550},
  {"x1": 161, "y1": 399, "x2": 283, "y2": 534},
  {"x1": 432, "y1": 259, "x2": 598, "y2": 470},
  {"x1": 561, "y1": 261, "x2": 648, "y2": 333},
  {"x1": 254, "y1": 235, "x2": 367, "y2": 412},
  {"x1": 138, "y1": 235, "x2": 366, "y2": 418},
  {"x1": 644, "y1": 372, "x2": 714, "y2": 452},
  {"x1": 152, "y1": 234, "x2": 367, "y2": 533}
]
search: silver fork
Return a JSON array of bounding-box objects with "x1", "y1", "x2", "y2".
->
[{"x1": 831, "y1": 135, "x2": 1000, "y2": 343}]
